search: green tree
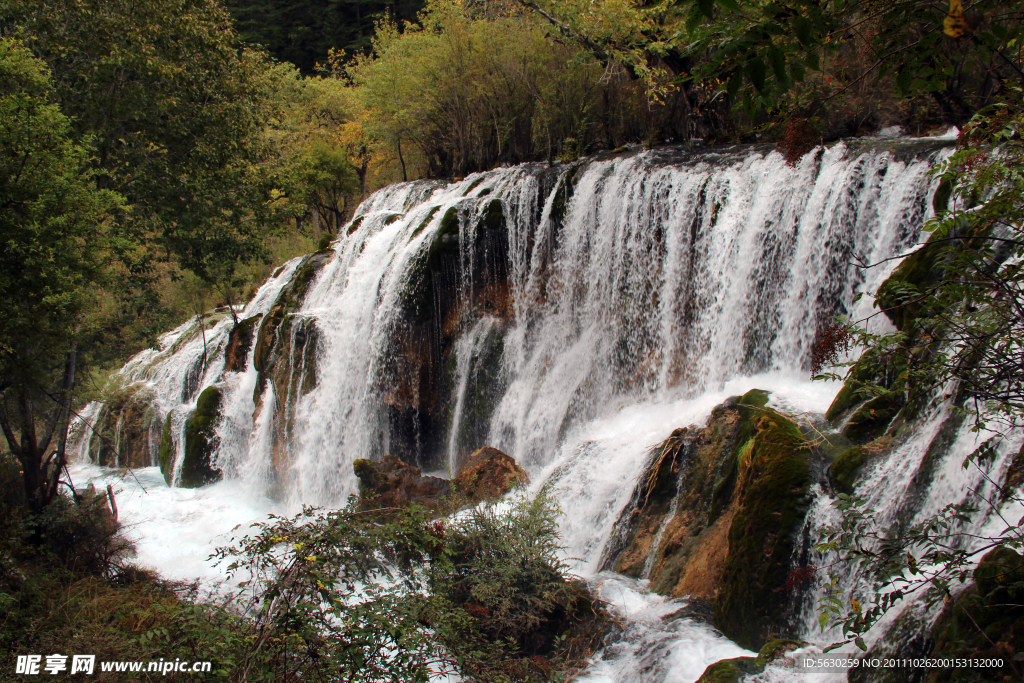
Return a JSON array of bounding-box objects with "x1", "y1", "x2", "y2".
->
[
  {"x1": 0, "y1": 38, "x2": 122, "y2": 513},
  {"x1": 4, "y1": 0, "x2": 286, "y2": 338}
]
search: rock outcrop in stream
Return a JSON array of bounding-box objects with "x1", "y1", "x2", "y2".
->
[
  {"x1": 603, "y1": 389, "x2": 813, "y2": 651},
  {"x1": 354, "y1": 445, "x2": 527, "y2": 513}
]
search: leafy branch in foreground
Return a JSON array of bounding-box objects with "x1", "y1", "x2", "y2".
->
[{"x1": 211, "y1": 491, "x2": 605, "y2": 682}]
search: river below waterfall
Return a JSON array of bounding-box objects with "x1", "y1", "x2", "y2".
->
[{"x1": 68, "y1": 136, "x2": 1024, "y2": 682}]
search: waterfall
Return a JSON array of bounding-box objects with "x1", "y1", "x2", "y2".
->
[{"x1": 70, "y1": 138, "x2": 981, "y2": 682}]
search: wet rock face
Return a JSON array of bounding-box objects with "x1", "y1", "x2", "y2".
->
[
  {"x1": 382, "y1": 198, "x2": 515, "y2": 470},
  {"x1": 603, "y1": 389, "x2": 813, "y2": 651},
  {"x1": 86, "y1": 385, "x2": 159, "y2": 468},
  {"x1": 354, "y1": 446, "x2": 527, "y2": 513},
  {"x1": 224, "y1": 314, "x2": 262, "y2": 373}
]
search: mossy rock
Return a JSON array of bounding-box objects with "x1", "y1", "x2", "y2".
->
[
  {"x1": 224, "y1": 313, "x2": 262, "y2": 373},
  {"x1": 932, "y1": 177, "x2": 954, "y2": 214},
  {"x1": 925, "y1": 548, "x2": 1024, "y2": 683},
  {"x1": 842, "y1": 394, "x2": 902, "y2": 443},
  {"x1": 697, "y1": 638, "x2": 806, "y2": 683},
  {"x1": 713, "y1": 408, "x2": 812, "y2": 650},
  {"x1": 830, "y1": 445, "x2": 868, "y2": 494},
  {"x1": 316, "y1": 233, "x2": 335, "y2": 252},
  {"x1": 158, "y1": 414, "x2": 174, "y2": 485},
  {"x1": 253, "y1": 253, "x2": 327, "y2": 375},
  {"x1": 478, "y1": 198, "x2": 504, "y2": 232},
  {"x1": 410, "y1": 206, "x2": 440, "y2": 239},
  {"x1": 353, "y1": 458, "x2": 390, "y2": 497},
  {"x1": 179, "y1": 386, "x2": 223, "y2": 488},
  {"x1": 345, "y1": 215, "x2": 364, "y2": 235},
  {"x1": 875, "y1": 231, "x2": 949, "y2": 333},
  {"x1": 696, "y1": 657, "x2": 762, "y2": 683},
  {"x1": 975, "y1": 546, "x2": 1024, "y2": 602},
  {"x1": 438, "y1": 206, "x2": 459, "y2": 238},
  {"x1": 462, "y1": 177, "x2": 485, "y2": 196},
  {"x1": 825, "y1": 349, "x2": 892, "y2": 423},
  {"x1": 400, "y1": 209, "x2": 462, "y2": 321},
  {"x1": 738, "y1": 388, "x2": 769, "y2": 408}
]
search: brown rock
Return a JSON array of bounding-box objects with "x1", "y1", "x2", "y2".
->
[
  {"x1": 354, "y1": 455, "x2": 451, "y2": 511},
  {"x1": 453, "y1": 446, "x2": 528, "y2": 503},
  {"x1": 224, "y1": 314, "x2": 262, "y2": 373}
]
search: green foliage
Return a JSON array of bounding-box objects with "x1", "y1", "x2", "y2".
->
[
  {"x1": 0, "y1": 37, "x2": 123, "y2": 512},
  {"x1": 210, "y1": 491, "x2": 599, "y2": 681},
  {"x1": 4, "y1": 0, "x2": 286, "y2": 301},
  {"x1": 336, "y1": 0, "x2": 670, "y2": 178}
]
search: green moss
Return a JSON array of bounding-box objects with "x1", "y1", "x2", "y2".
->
[
  {"x1": 825, "y1": 349, "x2": 895, "y2": 423},
  {"x1": 697, "y1": 657, "x2": 762, "y2": 683},
  {"x1": 975, "y1": 546, "x2": 1024, "y2": 601},
  {"x1": 179, "y1": 386, "x2": 222, "y2": 488},
  {"x1": 462, "y1": 177, "x2": 485, "y2": 196},
  {"x1": 842, "y1": 394, "x2": 902, "y2": 442},
  {"x1": 409, "y1": 206, "x2": 440, "y2": 239},
  {"x1": 478, "y1": 199, "x2": 504, "y2": 232},
  {"x1": 158, "y1": 414, "x2": 174, "y2": 485},
  {"x1": 830, "y1": 445, "x2": 868, "y2": 494},
  {"x1": 697, "y1": 638, "x2": 807, "y2": 683},
  {"x1": 477, "y1": 187, "x2": 491, "y2": 197},
  {"x1": 438, "y1": 206, "x2": 459, "y2": 238},
  {"x1": 353, "y1": 458, "x2": 389, "y2": 497},
  {"x1": 932, "y1": 177, "x2": 954, "y2": 214},
  {"x1": 384, "y1": 212, "x2": 403, "y2": 225},
  {"x1": 925, "y1": 548, "x2": 1024, "y2": 683},
  {"x1": 345, "y1": 215, "x2": 364, "y2": 236},
  {"x1": 713, "y1": 409, "x2": 812, "y2": 650},
  {"x1": 316, "y1": 233, "x2": 334, "y2": 252},
  {"x1": 875, "y1": 232, "x2": 947, "y2": 333},
  {"x1": 738, "y1": 388, "x2": 769, "y2": 408}
]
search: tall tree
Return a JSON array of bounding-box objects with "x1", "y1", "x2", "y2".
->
[
  {"x1": 4, "y1": 0, "x2": 284, "y2": 338},
  {"x1": 0, "y1": 38, "x2": 122, "y2": 512}
]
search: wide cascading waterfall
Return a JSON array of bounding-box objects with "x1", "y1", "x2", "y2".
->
[{"x1": 71, "y1": 138, "x2": 969, "y2": 681}]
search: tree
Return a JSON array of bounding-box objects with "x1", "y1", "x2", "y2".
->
[
  {"x1": 0, "y1": 38, "x2": 122, "y2": 513},
  {"x1": 513, "y1": 0, "x2": 1024, "y2": 135},
  {"x1": 4, "y1": 0, "x2": 286, "y2": 339}
]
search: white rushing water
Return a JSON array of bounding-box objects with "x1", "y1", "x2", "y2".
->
[{"x1": 70, "y1": 139, "x2": 1000, "y2": 682}]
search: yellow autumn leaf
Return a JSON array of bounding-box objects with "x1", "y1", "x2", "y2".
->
[{"x1": 944, "y1": 0, "x2": 971, "y2": 38}]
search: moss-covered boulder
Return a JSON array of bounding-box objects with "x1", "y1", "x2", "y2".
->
[
  {"x1": 715, "y1": 408, "x2": 813, "y2": 649},
  {"x1": 923, "y1": 547, "x2": 1024, "y2": 683},
  {"x1": 696, "y1": 638, "x2": 807, "y2": 683},
  {"x1": 874, "y1": 223, "x2": 966, "y2": 334},
  {"x1": 603, "y1": 390, "x2": 813, "y2": 651},
  {"x1": 830, "y1": 445, "x2": 868, "y2": 494},
  {"x1": 179, "y1": 386, "x2": 223, "y2": 488},
  {"x1": 842, "y1": 394, "x2": 903, "y2": 443}
]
